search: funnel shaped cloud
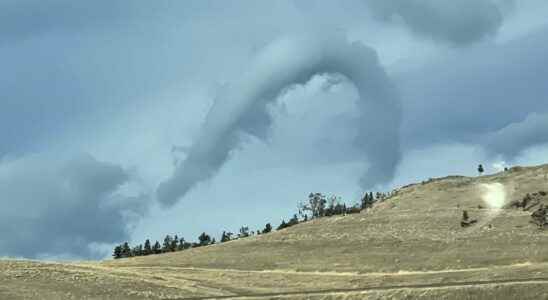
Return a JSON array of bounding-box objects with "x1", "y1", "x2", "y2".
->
[{"x1": 157, "y1": 34, "x2": 401, "y2": 207}]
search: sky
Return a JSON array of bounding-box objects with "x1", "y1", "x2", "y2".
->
[{"x1": 1, "y1": 0, "x2": 548, "y2": 259}]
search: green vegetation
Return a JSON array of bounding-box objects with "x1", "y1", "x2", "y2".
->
[{"x1": 112, "y1": 190, "x2": 388, "y2": 259}]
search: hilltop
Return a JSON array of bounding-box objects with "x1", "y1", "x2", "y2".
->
[{"x1": 2, "y1": 164, "x2": 548, "y2": 299}]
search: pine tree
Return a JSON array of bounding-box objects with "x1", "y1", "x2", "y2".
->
[
  {"x1": 198, "y1": 232, "x2": 212, "y2": 246},
  {"x1": 478, "y1": 164, "x2": 485, "y2": 176},
  {"x1": 162, "y1": 235, "x2": 173, "y2": 253},
  {"x1": 288, "y1": 214, "x2": 299, "y2": 226},
  {"x1": 152, "y1": 241, "x2": 162, "y2": 254},
  {"x1": 132, "y1": 245, "x2": 143, "y2": 257},
  {"x1": 239, "y1": 226, "x2": 249, "y2": 238},
  {"x1": 262, "y1": 223, "x2": 272, "y2": 234},
  {"x1": 121, "y1": 242, "x2": 131, "y2": 258},
  {"x1": 113, "y1": 245, "x2": 122, "y2": 259},
  {"x1": 178, "y1": 237, "x2": 191, "y2": 250},
  {"x1": 221, "y1": 231, "x2": 231, "y2": 242},
  {"x1": 361, "y1": 192, "x2": 374, "y2": 210},
  {"x1": 143, "y1": 239, "x2": 152, "y2": 256},
  {"x1": 277, "y1": 220, "x2": 288, "y2": 230},
  {"x1": 170, "y1": 235, "x2": 179, "y2": 252}
]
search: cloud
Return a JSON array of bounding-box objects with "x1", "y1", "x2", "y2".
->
[
  {"x1": 0, "y1": 153, "x2": 147, "y2": 258},
  {"x1": 157, "y1": 33, "x2": 401, "y2": 207},
  {"x1": 396, "y1": 25, "x2": 548, "y2": 151},
  {"x1": 366, "y1": 0, "x2": 504, "y2": 45},
  {"x1": 485, "y1": 112, "x2": 548, "y2": 159},
  {"x1": 1, "y1": 0, "x2": 547, "y2": 258}
]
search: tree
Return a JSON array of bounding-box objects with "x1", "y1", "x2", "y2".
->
[
  {"x1": 143, "y1": 239, "x2": 152, "y2": 256},
  {"x1": 132, "y1": 244, "x2": 143, "y2": 257},
  {"x1": 262, "y1": 223, "x2": 272, "y2": 234},
  {"x1": 461, "y1": 210, "x2": 477, "y2": 227},
  {"x1": 221, "y1": 231, "x2": 232, "y2": 242},
  {"x1": 113, "y1": 245, "x2": 122, "y2": 259},
  {"x1": 277, "y1": 220, "x2": 288, "y2": 230},
  {"x1": 170, "y1": 235, "x2": 179, "y2": 252},
  {"x1": 162, "y1": 235, "x2": 173, "y2": 252},
  {"x1": 238, "y1": 226, "x2": 249, "y2": 238},
  {"x1": 478, "y1": 164, "x2": 484, "y2": 176},
  {"x1": 177, "y1": 237, "x2": 189, "y2": 250},
  {"x1": 288, "y1": 214, "x2": 299, "y2": 226},
  {"x1": 300, "y1": 193, "x2": 327, "y2": 219},
  {"x1": 152, "y1": 241, "x2": 162, "y2": 254},
  {"x1": 121, "y1": 242, "x2": 131, "y2": 258},
  {"x1": 198, "y1": 232, "x2": 212, "y2": 246},
  {"x1": 361, "y1": 192, "x2": 374, "y2": 210}
]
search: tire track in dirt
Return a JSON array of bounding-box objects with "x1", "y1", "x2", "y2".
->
[{"x1": 172, "y1": 277, "x2": 548, "y2": 299}]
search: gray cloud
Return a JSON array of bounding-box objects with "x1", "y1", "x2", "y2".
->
[
  {"x1": 396, "y1": 25, "x2": 548, "y2": 153},
  {"x1": 157, "y1": 33, "x2": 401, "y2": 207},
  {"x1": 485, "y1": 112, "x2": 548, "y2": 159},
  {"x1": 1, "y1": 0, "x2": 547, "y2": 258},
  {"x1": 366, "y1": 0, "x2": 504, "y2": 45},
  {"x1": 0, "y1": 153, "x2": 147, "y2": 258}
]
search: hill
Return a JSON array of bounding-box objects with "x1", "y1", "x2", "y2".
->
[{"x1": 2, "y1": 164, "x2": 548, "y2": 299}]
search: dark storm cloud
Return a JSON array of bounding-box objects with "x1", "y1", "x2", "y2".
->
[
  {"x1": 157, "y1": 33, "x2": 401, "y2": 207},
  {"x1": 396, "y1": 25, "x2": 548, "y2": 159},
  {"x1": 1, "y1": 0, "x2": 547, "y2": 258},
  {"x1": 0, "y1": 154, "x2": 147, "y2": 258},
  {"x1": 365, "y1": 0, "x2": 504, "y2": 45},
  {"x1": 485, "y1": 113, "x2": 548, "y2": 159},
  {"x1": 0, "y1": 0, "x2": 211, "y2": 45}
]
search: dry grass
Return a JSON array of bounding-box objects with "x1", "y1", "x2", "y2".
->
[{"x1": 2, "y1": 164, "x2": 548, "y2": 299}]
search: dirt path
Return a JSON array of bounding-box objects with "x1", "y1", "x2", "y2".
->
[{"x1": 174, "y1": 277, "x2": 548, "y2": 299}]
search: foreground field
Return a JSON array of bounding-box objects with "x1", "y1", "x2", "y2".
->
[
  {"x1": 2, "y1": 164, "x2": 548, "y2": 299},
  {"x1": 3, "y1": 260, "x2": 548, "y2": 299}
]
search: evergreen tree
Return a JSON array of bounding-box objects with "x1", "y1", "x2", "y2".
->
[
  {"x1": 170, "y1": 235, "x2": 179, "y2": 252},
  {"x1": 478, "y1": 164, "x2": 485, "y2": 176},
  {"x1": 143, "y1": 239, "x2": 152, "y2": 256},
  {"x1": 177, "y1": 237, "x2": 188, "y2": 250},
  {"x1": 221, "y1": 231, "x2": 231, "y2": 243},
  {"x1": 361, "y1": 192, "x2": 374, "y2": 210},
  {"x1": 113, "y1": 245, "x2": 122, "y2": 259},
  {"x1": 152, "y1": 241, "x2": 162, "y2": 254},
  {"x1": 277, "y1": 220, "x2": 288, "y2": 230},
  {"x1": 121, "y1": 242, "x2": 131, "y2": 258},
  {"x1": 198, "y1": 232, "x2": 212, "y2": 246},
  {"x1": 262, "y1": 223, "x2": 272, "y2": 234},
  {"x1": 288, "y1": 214, "x2": 299, "y2": 226},
  {"x1": 239, "y1": 226, "x2": 249, "y2": 238},
  {"x1": 162, "y1": 235, "x2": 173, "y2": 252},
  {"x1": 132, "y1": 245, "x2": 143, "y2": 257}
]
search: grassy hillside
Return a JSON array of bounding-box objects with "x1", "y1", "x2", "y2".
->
[
  {"x1": 2, "y1": 164, "x2": 548, "y2": 299},
  {"x1": 106, "y1": 164, "x2": 548, "y2": 273}
]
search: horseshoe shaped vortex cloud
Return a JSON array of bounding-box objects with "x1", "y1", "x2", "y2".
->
[{"x1": 157, "y1": 33, "x2": 402, "y2": 207}]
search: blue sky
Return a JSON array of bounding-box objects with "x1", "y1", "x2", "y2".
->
[{"x1": 1, "y1": 0, "x2": 548, "y2": 259}]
